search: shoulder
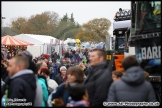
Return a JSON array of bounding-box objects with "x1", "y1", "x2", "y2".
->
[
  {"x1": 143, "y1": 81, "x2": 154, "y2": 89},
  {"x1": 56, "y1": 74, "x2": 61, "y2": 78},
  {"x1": 10, "y1": 77, "x2": 26, "y2": 84},
  {"x1": 59, "y1": 82, "x2": 66, "y2": 88},
  {"x1": 111, "y1": 80, "x2": 120, "y2": 86},
  {"x1": 49, "y1": 79, "x2": 58, "y2": 85},
  {"x1": 38, "y1": 78, "x2": 46, "y2": 85},
  {"x1": 9, "y1": 78, "x2": 28, "y2": 90},
  {"x1": 54, "y1": 83, "x2": 66, "y2": 93},
  {"x1": 104, "y1": 67, "x2": 111, "y2": 74}
]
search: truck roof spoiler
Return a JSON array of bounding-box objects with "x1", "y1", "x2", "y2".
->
[{"x1": 113, "y1": 20, "x2": 131, "y2": 30}]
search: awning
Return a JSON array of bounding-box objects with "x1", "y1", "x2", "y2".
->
[{"x1": 1, "y1": 35, "x2": 34, "y2": 46}]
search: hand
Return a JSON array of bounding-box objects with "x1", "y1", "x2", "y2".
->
[
  {"x1": 79, "y1": 62, "x2": 86, "y2": 70},
  {"x1": 66, "y1": 103, "x2": 72, "y2": 107}
]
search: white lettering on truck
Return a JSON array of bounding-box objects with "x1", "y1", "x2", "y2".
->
[{"x1": 141, "y1": 46, "x2": 161, "y2": 60}]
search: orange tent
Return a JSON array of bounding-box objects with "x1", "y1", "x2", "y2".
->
[{"x1": 1, "y1": 35, "x2": 34, "y2": 46}]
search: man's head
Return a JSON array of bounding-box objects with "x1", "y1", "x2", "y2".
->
[
  {"x1": 89, "y1": 49, "x2": 106, "y2": 66},
  {"x1": 7, "y1": 54, "x2": 29, "y2": 77},
  {"x1": 36, "y1": 60, "x2": 48, "y2": 74},
  {"x1": 122, "y1": 55, "x2": 139, "y2": 71}
]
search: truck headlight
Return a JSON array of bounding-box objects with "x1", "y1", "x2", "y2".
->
[
  {"x1": 124, "y1": 11, "x2": 128, "y2": 16},
  {"x1": 116, "y1": 12, "x2": 120, "y2": 17},
  {"x1": 128, "y1": 10, "x2": 131, "y2": 15},
  {"x1": 120, "y1": 12, "x2": 124, "y2": 16}
]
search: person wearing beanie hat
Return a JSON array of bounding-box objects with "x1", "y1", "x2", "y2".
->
[
  {"x1": 54, "y1": 66, "x2": 67, "y2": 85},
  {"x1": 60, "y1": 66, "x2": 67, "y2": 72}
]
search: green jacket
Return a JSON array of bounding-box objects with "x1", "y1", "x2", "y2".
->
[{"x1": 38, "y1": 76, "x2": 49, "y2": 107}]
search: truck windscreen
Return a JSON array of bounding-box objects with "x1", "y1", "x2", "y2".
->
[
  {"x1": 135, "y1": 1, "x2": 161, "y2": 34},
  {"x1": 115, "y1": 37, "x2": 125, "y2": 54},
  {"x1": 68, "y1": 43, "x2": 76, "y2": 47}
]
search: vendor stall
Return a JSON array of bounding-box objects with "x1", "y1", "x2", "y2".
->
[{"x1": 1, "y1": 35, "x2": 33, "y2": 57}]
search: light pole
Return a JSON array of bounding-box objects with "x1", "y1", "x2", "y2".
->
[{"x1": 1, "y1": 16, "x2": 6, "y2": 36}]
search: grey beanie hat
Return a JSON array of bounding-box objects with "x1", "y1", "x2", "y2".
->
[{"x1": 60, "y1": 66, "x2": 67, "y2": 71}]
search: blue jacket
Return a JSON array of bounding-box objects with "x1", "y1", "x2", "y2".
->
[
  {"x1": 51, "y1": 83, "x2": 69, "y2": 107},
  {"x1": 51, "y1": 83, "x2": 79, "y2": 107},
  {"x1": 53, "y1": 65, "x2": 58, "y2": 77}
]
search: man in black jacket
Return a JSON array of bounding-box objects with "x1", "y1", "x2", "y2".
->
[
  {"x1": 64, "y1": 50, "x2": 70, "y2": 59},
  {"x1": 5, "y1": 54, "x2": 37, "y2": 106},
  {"x1": 84, "y1": 49, "x2": 113, "y2": 107}
]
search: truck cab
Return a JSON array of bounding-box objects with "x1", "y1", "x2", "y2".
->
[
  {"x1": 64, "y1": 38, "x2": 78, "y2": 51},
  {"x1": 130, "y1": 1, "x2": 161, "y2": 103},
  {"x1": 112, "y1": 8, "x2": 133, "y2": 71}
]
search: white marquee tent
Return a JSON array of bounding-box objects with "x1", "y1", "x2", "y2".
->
[{"x1": 14, "y1": 34, "x2": 59, "y2": 58}]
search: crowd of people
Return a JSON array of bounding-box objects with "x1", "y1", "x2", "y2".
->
[{"x1": 1, "y1": 48, "x2": 157, "y2": 107}]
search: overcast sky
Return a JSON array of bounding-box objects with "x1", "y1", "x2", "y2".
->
[{"x1": 2, "y1": 1, "x2": 130, "y2": 35}]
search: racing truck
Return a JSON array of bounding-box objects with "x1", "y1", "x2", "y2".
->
[
  {"x1": 111, "y1": 8, "x2": 135, "y2": 71},
  {"x1": 107, "y1": 1, "x2": 161, "y2": 103},
  {"x1": 128, "y1": 1, "x2": 161, "y2": 103},
  {"x1": 63, "y1": 38, "x2": 78, "y2": 51}
]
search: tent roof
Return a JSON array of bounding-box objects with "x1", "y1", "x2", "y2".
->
[
  {"x1": 1, "y1": 35, "x2": 33, "y2": 46},
  {"x1": 14, "y1": 34, "x2": 56, "y2": 44}
]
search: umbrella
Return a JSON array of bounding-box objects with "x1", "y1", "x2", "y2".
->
[{"x1": 1, "y1": 35, "x2": 34, "y2": 46}]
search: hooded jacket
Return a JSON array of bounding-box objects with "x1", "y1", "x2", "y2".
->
[
  {"x1": 107, "y1": 66, "x2": 156, "y2": 102},
  {"x1": 33, "y1": 75, "x2": 43, "y2": 107},
  {"x1": 6, "y1": 69, "x2": 37, "y2": 106},
  {"x1": 38, "y1": 75, "x2": 49, "y2": 107},
  {"x1": 84, "y1": 61, "x2": 113, "y2": 107},
  {"x1": 50, "y1": 82, "x2": 78, "y2": 107}
]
